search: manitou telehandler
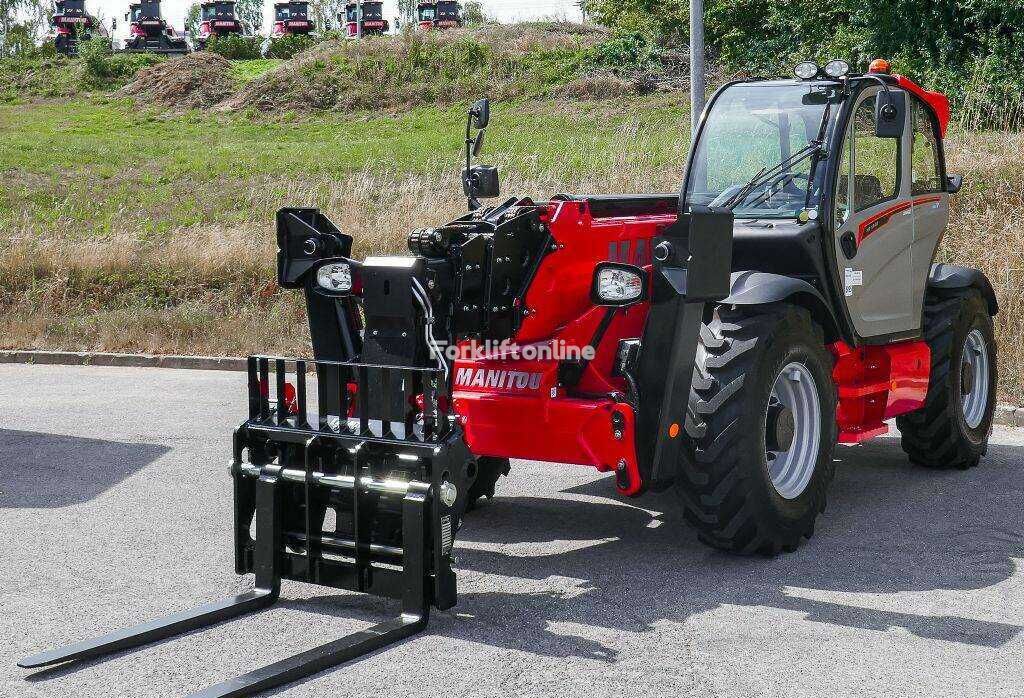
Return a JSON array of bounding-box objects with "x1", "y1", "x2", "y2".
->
[
  {"x1": 123, "y1": 0, "x2": 189, "y2": 55},
  {"x1": 417, "y1": 0, "x2": 461, "y2": 29},
  {"x1": 343, "y1": 1, "x2": 388, "y2": 37},
  {"x1": 21, "y1": 59, "x2": 998, "y2": 697},
  {"x1": 270, "y1": 1, "x2": 314, "y2": 39},
  {"x1": 193, "y1": 0, "x2": 243, "y2": 50},
  {"x1": 50, "y1": 0, "x2": 96, "y2": 55}
]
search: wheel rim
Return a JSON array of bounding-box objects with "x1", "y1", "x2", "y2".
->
[
  {"x1": 961, "y1": 329, "x2": 991, "y2": 429},
  {"x1": 765, "y1": 361, "x2": 822, "y2": 500}
]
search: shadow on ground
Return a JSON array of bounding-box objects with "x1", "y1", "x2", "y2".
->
[
  {"x1": 440, "y1": 437, "x2": 1024, "y2": 661},
  {"x1": 0, "y1": 429, "x2": 170, "y2": 508}
]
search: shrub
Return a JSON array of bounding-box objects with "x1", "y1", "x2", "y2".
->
[
  {"x1": 264, "y1": 33, "x2": 317, "y2": 59},
  {"x1": 205, "y1": 34, "x2": 263, "y2": 60},
  {"x1": 78, "y1": 37, "x2": 164, "y2": 85}
]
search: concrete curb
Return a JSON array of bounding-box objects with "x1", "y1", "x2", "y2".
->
[
  {"x1": 0, "y1": 350, "x2": 248, "y2": 372},
  {"x1": 2, "y1": 350, "x2": 1022, "y2": 426}
]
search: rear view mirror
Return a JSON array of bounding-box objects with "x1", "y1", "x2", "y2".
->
[
  {"x1": 946, "y1": 173, "x2": 963, "y2": 194},
  {"x1": 875, "y1": 90, "x2": 906, "y2": 138},
  {"x1": 471, "y1": 98, "x2": 489, "y2": 129}
]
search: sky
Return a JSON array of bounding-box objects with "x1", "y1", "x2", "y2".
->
[{"x1": 82, "y1": 0, "x2": 583, "y2": 40}]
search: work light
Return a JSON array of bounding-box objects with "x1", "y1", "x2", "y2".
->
[
  {"x1": 591, "y1": 263, "x2": 647, "y2": 305},
  {"x1": 823, "y1": 59, "x2": 850, "y2": 78},
  {"x1": 316, "y1": 262, "x2": 353, "y2": 293},
  {"x1": 794, "y1": 61, "x2": 819, "y2": 79}
]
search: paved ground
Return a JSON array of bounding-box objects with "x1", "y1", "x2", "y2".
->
[{"x1": 2, "y1": 363, "x2": 1023, "y2": 698}]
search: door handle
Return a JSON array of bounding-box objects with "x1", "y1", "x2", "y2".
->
[{"x1": 840, "y1": 231, "x2": 858, "y2": 259}]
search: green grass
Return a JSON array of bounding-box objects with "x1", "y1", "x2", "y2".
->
[
  {"x1": 231, "y1": 59, "x2": 285, "y2": 84},
  {"x1": 0, "y1": 96, "x2": 690, "y2": 240}
]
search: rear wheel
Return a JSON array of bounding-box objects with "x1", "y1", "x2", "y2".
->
[
  {"x1": 897, "y1": 289, "x2": 996, "y2": 468},
  {"x1": 676, "y1": 304, "x2": 837, "y2": 555}
]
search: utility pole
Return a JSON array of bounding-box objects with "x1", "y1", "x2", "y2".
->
[
  {"x1": 690, "y1": 0, "x2": 705, "y2": 137},
  {"x1": 356, "y1": 0, "x2": 362, "y2": 38}
]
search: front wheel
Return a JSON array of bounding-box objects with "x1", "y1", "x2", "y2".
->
[
  {"x1": 675, "y1": 304, "x2": 838, "y2": 555},
  {"x1": 897, "y1": 288, "x2": 997, "y2": 468}
]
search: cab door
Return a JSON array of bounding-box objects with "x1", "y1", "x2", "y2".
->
[{"x1": 832, "y1": 87, "x2": 915, "y2": 339}]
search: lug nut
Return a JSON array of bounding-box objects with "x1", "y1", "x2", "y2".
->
[{"x1": 614, "y1": 429, "x2": 623, "y2": 440}]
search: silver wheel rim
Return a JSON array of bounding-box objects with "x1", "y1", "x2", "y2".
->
[
  {"x1": 765, "y1": 362, "x2": 822, "y2": 500},
  {"x1": 961, "y1": 329, "x2": 990, "y2": 429}
]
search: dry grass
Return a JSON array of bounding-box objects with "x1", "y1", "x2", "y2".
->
[{"x1": 1, "y1": 117, "x2": 1021, "y2": 403}]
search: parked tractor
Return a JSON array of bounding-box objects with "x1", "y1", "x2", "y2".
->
[
  {"x1": 193, "y1": 0, "x2": 243, "y2": 50},
  {"x1": 270, "y1": 1, "x2": 314, "y2": 38},
  {"x1": 123, "y1": 0, "x2": 189, "y2": 54},
  {"x1": 342, "y1": 1, "x2": 388, "y2": 37},
  {"x1": 20, "y1": 60, "x2": 998, "y2": 697},
  {"x1": 417, "y1": 0, "x2": 461, "y2": 29},
  {"x1": 50, "y1": 0, "x2": 96, "y2": 56}
]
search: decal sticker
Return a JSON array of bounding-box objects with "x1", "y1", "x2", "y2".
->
[
  {"x1": 454, "y1": 367, "x2": 543, "y2": 391},
  {"x1": 844, "y1": 267, "x2": 863, "y2": 297}
]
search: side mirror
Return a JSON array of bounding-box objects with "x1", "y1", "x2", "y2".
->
[
  {"x1": 471, "y1": 129, "x2": 485, "y2": 156},
  {"x1": 946, "y1": 173, "x2": 963, "y2": 194},
  {"x1": 471, "y1": 97, "x2": 489, "y2": 129},
  {"x1": 875, "y1": 90, "x2": 906, "y2": 139},
  {"x1": 463, "y1": 165, "x2": 500, "y2": 200},
  {"x1": 112, "y1": 18, "x2": 117, "y2": 28}
]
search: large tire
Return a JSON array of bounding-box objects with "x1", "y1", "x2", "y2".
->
[
  {"x1": 897, "y1": 288, "x2": 996, "y2": 469},
  {"x1": 677, "y1": 304, "x2": 837, "y2": 555},
  {"x1": 465, "y1": 456, "x2": 510, "y2": 510}
]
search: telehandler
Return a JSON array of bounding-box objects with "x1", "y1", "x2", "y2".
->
[
  {"x1": 20, "y1": 59, "x2": 998, "y2": 697},
  {"x1": 123, "y1": 0, "x2": 189, "y2": 55},
  {"x1": 193, "y1": 0, "x2": 243, "y2": 50},
  {"x1": 50, "y1": 0, "x2": 96, "y2": 55}
]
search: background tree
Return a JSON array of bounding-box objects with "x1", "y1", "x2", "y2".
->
[
  {"x1": 184, "y1": 2, "x2": 200, "y2": 38},
  {"x1": 0, "y1": 0, "x2": 48, "y2": 56},
  {"x1": 462, "y1": 1, "x2": 485, "y2": 25},
  {"x1": 235, "y1": 0, "x2": 263, "y2": 33},
  {"x1": 309, "y1": 0, "x2": 343, "y2": 32}
]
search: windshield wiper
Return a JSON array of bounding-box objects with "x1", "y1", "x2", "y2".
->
[{"x1": 721, "y1": 140, "x2": 824, "y2": 210}]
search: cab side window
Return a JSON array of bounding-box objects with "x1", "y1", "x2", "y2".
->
[
  {"x1": 835, "y1": 94, "x2": 900, "y2": 226},
  {"x1": 911, "y1": 99, "x2": 943, "y2": 194}
]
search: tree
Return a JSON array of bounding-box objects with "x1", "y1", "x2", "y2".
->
[
  {"x1": 309, "y1": 0, "x2": 344, "y2": 32},
  {"x1": 0, "y1": 0, "x2": 47, "y2": 55},
  {"x1": 184, "y1": 2, "x2": 201, "y2": 38},
  {"x1": 462, "y1": 1, "x2": 485, "y2": 25},
  {"x1": 235, "y1": 0, "x2": 263, "y2": 33}
]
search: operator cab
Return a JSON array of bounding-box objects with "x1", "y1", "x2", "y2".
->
[
  {"x1": 683, "y1": 59, "x2": 956, "y2": 344},
  {"x1": 129, "y1": 0, "x2": 162, "y2": 21}
]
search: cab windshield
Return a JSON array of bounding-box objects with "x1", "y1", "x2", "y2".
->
[{"x1": 685, "y1": 82, "x2": 841, "y2": 218}]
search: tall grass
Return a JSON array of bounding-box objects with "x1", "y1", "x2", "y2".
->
[{"x1": 0, "y1": 105, "x2": 1021, "y2": 403}]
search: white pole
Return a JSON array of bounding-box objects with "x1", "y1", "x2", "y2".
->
[
  {"x1": 356, "y1": 0, "x2": 362, "y2": 38},
  {"x1": 690, "y1": 0, "x2": 705, "y2": 137}
]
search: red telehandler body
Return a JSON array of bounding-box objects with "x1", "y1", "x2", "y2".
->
[
  {"x1": 270, "y1": 1, "x2": 314, "y2": 39},
  {"x1": 50, "y1": 0, "x2": 96, "y2": 56},
  {"x1": 20, "y1": 60, "x2": 998, "y2": 697}
]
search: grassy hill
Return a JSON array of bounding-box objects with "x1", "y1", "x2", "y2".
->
[{"x1": 0, "y1": 26, "x2": 1021, "y2": 402}]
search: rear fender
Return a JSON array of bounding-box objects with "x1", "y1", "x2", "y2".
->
[
  {"x1": 722, "y1": 271, "x2": 841, "y2": 341},
  {"x1": 928, "y1": 263, "x2": 998, "y2": 315}
]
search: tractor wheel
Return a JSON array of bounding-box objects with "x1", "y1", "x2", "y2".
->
[
  {"x1": 465, "y1": 456, "x2": 510, "y2": 510},
  {"x1": 677, "y1": 304, "x2": 837, "y2": 555},
  {"x1": 897, "y1": 289, "x2": 996, "y2": 469}
]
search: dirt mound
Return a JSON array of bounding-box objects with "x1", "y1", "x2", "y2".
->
[
  {"x1": 119, "y1": 52, "x2": 235, "y2": 110},
  {"x1": 220, "y1": 23, "x2": 610, "y2": 113}
]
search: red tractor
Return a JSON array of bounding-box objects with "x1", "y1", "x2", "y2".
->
[
  {"x1": 342, "y1": 1, "x2": 388, "y2": 37},
  {"x1": 270, "y1": 1, "x2": 314, "y2": 38},
  {"x1": 20, "y1": 60, "x2": 999, "y2": 697},
  {"x1": 123, "y1": 0, "x2": 189, "y2": 54},
  {"x1": 50, "y1": 0, "x2": 96, "y2": 56},
  {"x1": 193, "y1": 0, "x2": 243, "y2": 50},
  {"x1": 417, "y1": 0, "x2": 461, "y2": 29}
]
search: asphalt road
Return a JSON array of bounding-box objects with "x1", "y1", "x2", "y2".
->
[{"x1": 2, "y1": 363, "x2": 1023, "y2": 697}]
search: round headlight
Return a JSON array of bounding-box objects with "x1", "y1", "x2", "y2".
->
[
  {"x1": 823, "y1": 59, "x2": 850, "y2": 78},
  {"x1": 316, "y1": 263, "x2": 352, "y2": 293},
  {"x1": 794, "y1": 61, "x2": 819, "y2": 80}
]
